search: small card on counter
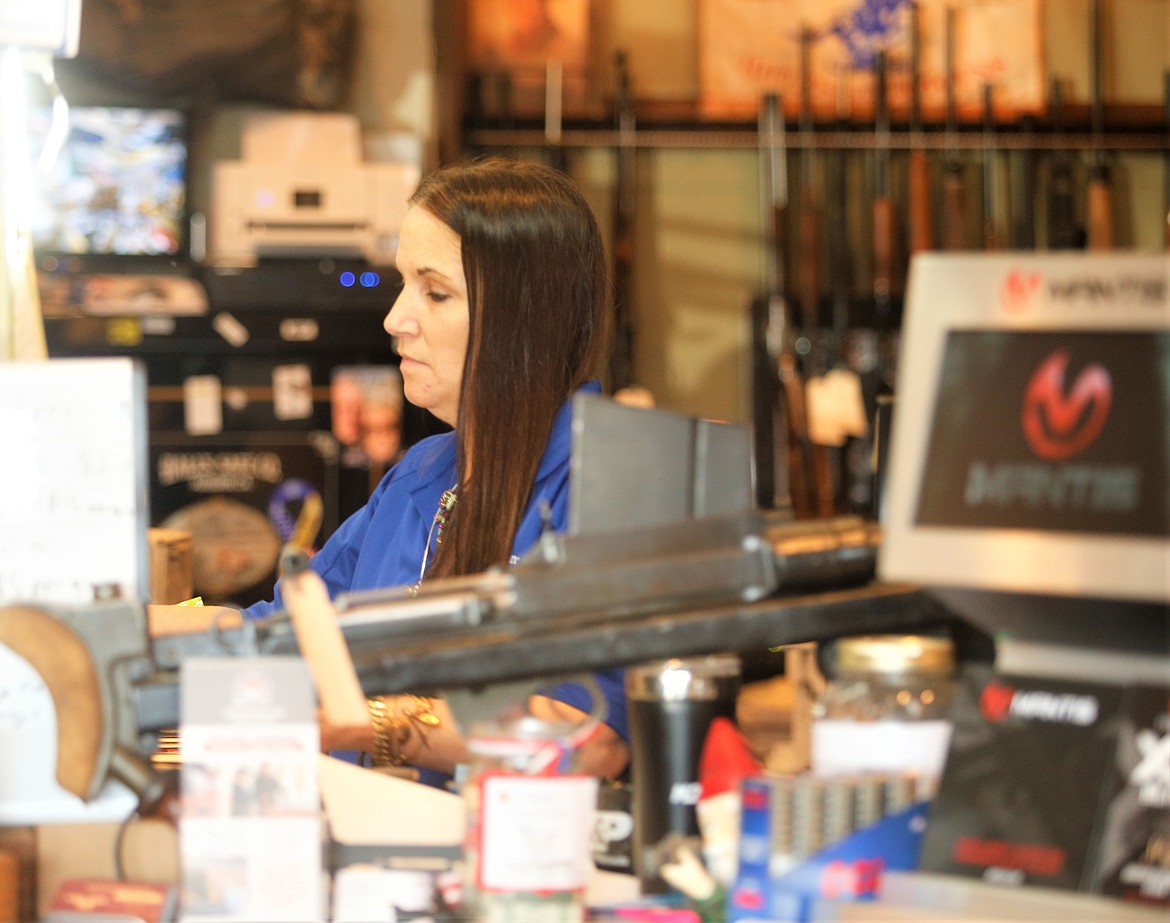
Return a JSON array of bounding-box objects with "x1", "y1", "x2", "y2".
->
[{"x1": 179, "y1": 657, "x2": 323, "y2": 922}]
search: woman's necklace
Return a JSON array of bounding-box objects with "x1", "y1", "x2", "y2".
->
[{"x1": 414, "y1": 485, "x2": 458, "y2": 589}]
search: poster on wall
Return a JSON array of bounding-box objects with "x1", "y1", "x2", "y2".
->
[
  {"x1": 466, "y1": 0, "x2": 591, "y2": 116},
  {"x1": 698, "y1": 0, "x2": 1045, "y2": 121}
]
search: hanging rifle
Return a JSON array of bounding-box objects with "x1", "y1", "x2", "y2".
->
[
  {"x1": 940, "y1": 5, "x2": 968, "y2": 250},
  {"x1": 906, "y1": 0, "x2": 933, "y2": 255},
  {"x1": 829, "y1": 64, "x2": 854, "y2": 372},
  {"x1": 759, "y1": 93, "x2": 820, "y2": 519},
  {"x1": 797, "y1": 25, "x2": 822, "y2": 355},
  {"x1": 796, "y1": 25, "x2": 836, "y2": 517},
  {"x1": 982, "y1": 81, "x2": 1000, "y2": 250},
  {"x1": 610, "y1": 50, "x2": 637, "y2": 390},
  {"x1": 1086, "y1": 0, "x2": 1113, "y2": 250},
  {"x1": 1012, "y1": 112, "x2": 1038, "y2": 248},
  {"x1": 826, "y1": 64, "x2": 871, "y2": 518},
  {"x1": 1046, "y1": 77, "x2": 1081, "y2": 249},
  {"x1": 871, "y1": 48, "x2": 896, "y2": 389}
]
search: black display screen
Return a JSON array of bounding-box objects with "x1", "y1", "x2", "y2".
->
[{"x1": 914, "y1": 330, "x2": 1169, "y2": 537}]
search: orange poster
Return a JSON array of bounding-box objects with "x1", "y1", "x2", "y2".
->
[
  {"x1": 698, "y1": 0, "x2": 1044, "y2": 122},
  {"x1": 467, "y1": 0, "x2": 591, "y2": 114}
]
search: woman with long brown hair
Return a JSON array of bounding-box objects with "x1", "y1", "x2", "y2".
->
[{"x1": 245, "y1": 157, "x2": 628, "y2": 784}]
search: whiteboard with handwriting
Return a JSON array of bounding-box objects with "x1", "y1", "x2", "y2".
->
[{"x1": 0, "y1": 357, "x2": 149, "y2": 605}]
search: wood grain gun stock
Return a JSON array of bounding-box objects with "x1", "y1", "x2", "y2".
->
[
  {"x1": 940, "y1": 6, "x2": 968, "y2": 251},
  {"x1": 906, "y1": 0, "x2": 933, "y2": 255},
  {"x1": 1086, "y1": 0, "x2": 1113, "y2": 250},
  {"x1": 610, "y1": 50, "x2": 637, "y2": 390}
]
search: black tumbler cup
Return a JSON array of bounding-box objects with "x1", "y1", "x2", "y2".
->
[{"x1": 626, "y1": 653, "x2": 741, "y2": 893}]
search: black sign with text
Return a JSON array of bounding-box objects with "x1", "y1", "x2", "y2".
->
[{"x1": 915, "y1": 330, "x2": 1169, "y2": 536}]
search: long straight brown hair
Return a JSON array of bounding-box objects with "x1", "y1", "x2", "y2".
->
[{"x1": 414, "y1": 158, "x2": 612, "y2": 579}]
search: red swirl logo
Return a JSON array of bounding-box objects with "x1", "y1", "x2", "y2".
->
[
  {"x1": 1001, "y1": 269, "x2": 1043, "y2": 314},
  {"x1": 979, "y1": 681, "x2": 1016, "y2": 723},
  {"x1": 1021, "y1": 351, "x2": 1112, "y2": 461}
]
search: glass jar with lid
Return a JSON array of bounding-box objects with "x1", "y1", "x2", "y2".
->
[
  {"x1": 811, "y1": 634, "x2": 955, "y2": 796},
  {"x1": 460, "y1": 715, "x2": 599, "y2": 923}
]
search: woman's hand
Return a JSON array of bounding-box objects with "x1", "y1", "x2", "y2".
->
[{"x1": 528, "y1": 694, "x2": 630, "y2": 780}]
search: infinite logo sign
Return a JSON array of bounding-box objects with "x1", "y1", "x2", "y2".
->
[{"x1": 1021, "y1": 350, "x2": 1112, "y2": 461}]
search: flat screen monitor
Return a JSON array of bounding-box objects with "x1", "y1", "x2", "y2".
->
[
  {"x1": 29, "y1": 105, "x2": 188, "y2": 262},
  {"x1": 879, "y1": 252, "x2": 1169, "y2": 606}
]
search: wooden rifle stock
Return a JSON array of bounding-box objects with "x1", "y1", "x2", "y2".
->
[
  {"x1": 610, "y1": 50, "x2": 636, "y2": 389},
  {"x1": 906, "y1": 0, "x2": 933, "y2": 255},
  {"x1": 1086, "y1": 0, "x2": 1113, "y2": 250},
  {"x1": 940, "y1": 6, "x2": 968, "y2": 251}
]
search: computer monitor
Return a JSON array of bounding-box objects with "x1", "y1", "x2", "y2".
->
[
  {"x1": 29, "y1": 105, "x2": 189, "y2": 264},
  {"x1": 879, "y1": 252, "x2": 1168, "y2": 607}
]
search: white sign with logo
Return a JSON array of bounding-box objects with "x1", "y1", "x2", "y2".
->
[{"x1": 880, "y1": 253, "x2": 1170, "y2": 605}]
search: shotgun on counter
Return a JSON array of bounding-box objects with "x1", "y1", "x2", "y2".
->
[
  {"x1": 1086, "y1": 0, "x2": 1113, "y2": 250},
  {"x1": 610, "y1": 49, "x2": 637, "y2": 390},
  {"x1": 906, "y1": 0, "x2": 933, "y2": 256},
  {"x1": 940, "y1": 5, "x2": 968, "y2": 251}
]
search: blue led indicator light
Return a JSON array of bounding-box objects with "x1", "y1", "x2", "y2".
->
[
  {"x1": 360, "y1": 272, "x2": 380, "y2": 288},
  {"x1": 339, "y1": 271, "x2": 356, "y2": 287}
]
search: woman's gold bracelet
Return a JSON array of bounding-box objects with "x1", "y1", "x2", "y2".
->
[{"x1": 367, "y1": 695, "x2": 441, "y2": 767}]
